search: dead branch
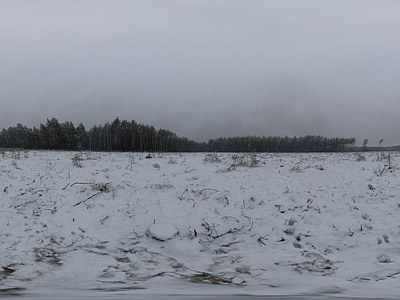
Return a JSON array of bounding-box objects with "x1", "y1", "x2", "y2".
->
[
  {"x1": 63, "y1": 182, "x2": 93, "y2": 190},
  {"x1": 214, "y1": 222, "x2": 245, "y2": 239},
  {"x1": 73, "y1": 192, "x2": 101, "y2": 207},
  {"x1": 226, "y1": 164, "x2": 236, "y2": 171},
  {"x1": 122, "y1": 181, "x2": 134, "y2": 188},
  {"x1": 100, "y1": 215, "x2": 110, "y2": 224},
  {"x1": 188, "y1": 227, "x2": 198, "y2": 238},
  {"x1": 71, "y1": 182, "x2": 94, "y2": 187},
  {"x1": 383, "y1": 234, "x2": 390, "y2": 243},
  {"x1": 198, "y1": 188, "x2": 219, "y2": 193},
  {"x1": 299, "y1": 232, "x2": 311, "y2": 238},
  {"x1": 201, "y1": 218, "x2": 218, "y2": 236},
  {"x1": 221, "y1": 240, "x2": 244, "y2": 247},
  {"x1": 248, "y1": 221, "x2": 253, "y2": 231},
  {"x1": 62, "y1": 183, "x2": 70, "y2": 190},
  {"x1": 223, "y1": 195, "x2": 229, "y2": 205},
  {"x1": 223, "y1": 216, "x2": 240, "y2": 222},
  {"x1": 257, "y1": 235, "x2": 268, "y2": 245}
]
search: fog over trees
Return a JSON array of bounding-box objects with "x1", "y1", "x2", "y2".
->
[{"x1": 0, "y1": 117, "x2": 362, "y2": 153}]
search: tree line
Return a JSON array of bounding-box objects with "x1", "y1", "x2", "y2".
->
[{"x1": 0, "y1": 117, "x2": 357, "y2": 152}]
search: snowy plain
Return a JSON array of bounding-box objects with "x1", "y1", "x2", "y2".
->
[{"x1": 1, "y1": 150, "x2": 400, "y2": 299}]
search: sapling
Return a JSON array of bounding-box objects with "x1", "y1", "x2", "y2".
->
[
  {"x1": 204, "y1": 153, "x2": 219, "y2": 163},
  {"x1": 71, "y1": 143, "x2": 84, "y2": 167},
  {"x1": 168, "y1": 157, "x2": 177, "y2": 164},
  {"x1": 71, "y1": 153, "x2": 83, "y2": 167},
  {"x1": 356, "y1": 153, "x2": 366, "y2": 161}
]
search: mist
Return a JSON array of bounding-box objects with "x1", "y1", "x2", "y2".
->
[{"x1": 1, "y1": 0, "x2": 400, "y2": 145}]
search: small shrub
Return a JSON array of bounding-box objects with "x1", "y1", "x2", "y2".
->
[
  {"x1": 228, "y1": 153, "x2": 260, "y2": 169},
  {"x1": 249, "y1": 153, "x2": 260, "y2": 167},
  {"x1": 168, "y1": 157, "x2": 177, "y2": 164},
  {"x1": 236, "y1": 265, "x2": 251, "y2": 274},
  {"x1": 189, "y1": 272, "x2": 232, "y2": 284},
  {"x1": 2, "y1": 265, "x2": 16, "y2": 279},
  {"x1": 92, "y1": 182, "x2": 110, "y2": 193},
  {"x1": 151, "y1": 180, "x2": 173, "y2": 190},
  {"x1": 283, "y1": 227, "x2": 295, "y2": 235},
  {"x1": 232, "y1": 154, "x2": 246, "y2": 166},
  {"x1": 355, "y1": 153, "x2": 366, "y2": 161},
  {"x1": 373, "y1": 152, "x2": 396, "y2": 176},
  {"x1": 204, "y1": 153, "x2": 220, "y2": 163},
  {"x1": 290, "y1": 165, "x2": 302, "y2": 173},
  {"x1": 71, "y1": 153, "x2": 83, "y2": 167}
]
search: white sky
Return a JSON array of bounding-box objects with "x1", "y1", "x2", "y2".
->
[{"x1": 1, "y1": 0, "x2": 400, "y2": 145}]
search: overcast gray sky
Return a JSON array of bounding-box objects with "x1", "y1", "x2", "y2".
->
[{"x1": 1, "y1": 0, "x2": 400, "y2": 145}]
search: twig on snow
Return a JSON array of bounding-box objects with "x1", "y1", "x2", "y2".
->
[
  {"x1": 198, "y1": 188, "x2": 219, "y2": 193},
  {"x1": 258, "y1": 238, "x2": 266, "y2": 245},
  {"x1": 257, "y1": 235, "x2": 268, "y2": 245},
  {"x1": 100, "y1": 215, "x2": 110, "y2": 224},
  {"x1": 222, "y1": 216, "x2": 240, "y2": 223},
  {"x1": 122, "y1": 181, "x2": 134, "y2": 188},
  {"x1": 221, "y1": 240, "x2": 244, "y2": 247},
  {"x1": 201, "y1": 218, "x2": 218, "y2": 237},
  {"x1": 213, "y1": 226, "x2": 244, "y2": 239},
  {"x1": 71, "y1": 182, "x2": 95, "y2": 187},
  {"x1": 73, "y1": 192, "x2": 101, "y2": 207},
  {"x1": 62, "y1": 182, "x2": 94, "y2": 190},
  {"x1": 62, "y1": 183, "x2": 70, "y2": 190},
  {"x1": 248, "y1": 221, "x2": 253, "y2": 231}
]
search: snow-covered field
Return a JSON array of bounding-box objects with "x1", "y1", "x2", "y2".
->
[{"x1": 1, "y1": 150, "x2": 400, "y2": 299}]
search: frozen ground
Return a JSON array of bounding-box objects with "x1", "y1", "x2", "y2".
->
[{"x1": 1, "y1": 150, "x2": 400, "y2": 299}]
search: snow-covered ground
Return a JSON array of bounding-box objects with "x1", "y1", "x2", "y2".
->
[{"x1": 1, "y1": 150, "x2": 400, "y2": 298}]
